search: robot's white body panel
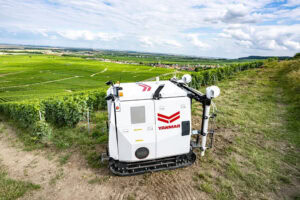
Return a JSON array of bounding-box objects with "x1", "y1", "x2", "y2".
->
[
  {"x1": 155, "y1": 97, "x2": 191, "y2": 159},
  {"x1": 116, "y1": 99, "x2": 157, "y2": 162},
  {"x1": 107, "y1": 81, "x2": 191, "y2": 162},
  {"x1": 107, "y1": 101, "x2": 119, "y2": 160}
]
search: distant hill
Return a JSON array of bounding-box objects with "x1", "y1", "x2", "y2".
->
[
  {"x1": 238, "y1": 56, "x2": 291, "y2": 60},
  {"x1": 0, "y1": 43, "x2": 294, "y2": 61}
]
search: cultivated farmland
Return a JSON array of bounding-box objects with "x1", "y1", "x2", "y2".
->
[{"x1": 0, "y1": 55, "x2": 172, "y2": 102}]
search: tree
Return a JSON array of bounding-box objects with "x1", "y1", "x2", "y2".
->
[{"x1": 293, "y1": 53, "x2": 300, "y2": 59}]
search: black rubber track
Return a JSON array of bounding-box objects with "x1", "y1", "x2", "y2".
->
[{"x1": 108, "y1": 150, "x2": 196, "y2": 176}]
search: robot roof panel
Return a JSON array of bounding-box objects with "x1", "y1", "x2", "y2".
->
[{"x1": 109, "y1": 80, "x2": 188, "y2": 101}]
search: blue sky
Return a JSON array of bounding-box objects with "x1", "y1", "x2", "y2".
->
[{"x1": 0, "y1": 0, "x2": 299, "y2": 58}]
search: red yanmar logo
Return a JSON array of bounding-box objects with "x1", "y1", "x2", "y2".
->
[
  {"x1": 158, "y1": 111, "x2": 180, "y2": 123},
  {"x1": 137, "y1": 83, "x2": 151, "y2": 92},
  {"x1": 158, "y1": 124, "x2": 180, "y2": 130}
]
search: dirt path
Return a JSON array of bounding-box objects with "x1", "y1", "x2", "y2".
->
[
  {"x1": 90, "y1": 68, "x2": 107, "y2": 77},
  {"x1": 0, "y1": 71, "x2": 24, "y2": 77},
  {"x1": 143, "y1": 71, "x2": 177, "y2": 81}
]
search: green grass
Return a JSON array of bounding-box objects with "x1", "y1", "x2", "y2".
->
[
  {"x1": 0, "y1": 164, "x2": 40, "y2": 200},
  {"x1": 197, "y1": 182, "x2": 214, "y2": 194},
  {"x1": 50, "y1": 111, "x2": 108, "y2": 168},
  {"x1": 0, "y1": 55, "x2": 172, "y2": 102},
  {"x1": 193, "y1": 60, "x2": 300, "y2": 199},
  {"x1": 58, "y1": 153, "x2": 72, "y2": 165},
  {"x1": 126, "y1": 194, "x2": 136, "y2": 200},
  {"x1": 273, "y1": 59, "x2": 300, "y2": 147}
]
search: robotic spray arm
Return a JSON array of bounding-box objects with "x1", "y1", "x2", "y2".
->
[{"x1": 170, "y1": 75, "x2": 220, "y2": 156}]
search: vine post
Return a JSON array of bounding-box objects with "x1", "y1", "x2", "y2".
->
[
  {"x1": 39, "y1": 110, "x2": 42, "y2": 121},
  {"x1": 87, "y1": 108, "x2": 90, "y2": 133}
]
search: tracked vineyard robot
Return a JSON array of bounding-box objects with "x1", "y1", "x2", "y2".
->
[{"x1": 102, "y1": 75, "x2": 220, "y2": 176}]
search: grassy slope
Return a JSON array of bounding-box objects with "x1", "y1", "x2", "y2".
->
[
  {"x1": 0, "y1": 55, "x2": 172, "y2": 102},
  {"x1": 274, "y1": 59, "x2": 300, "y2": 147},
  {"x1": 192, "y1": 60, "x2": 299, "y2": 199}
]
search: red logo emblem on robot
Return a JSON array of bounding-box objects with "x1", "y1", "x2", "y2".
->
[
  {"x1": 137, "y1": 83, "x2": 151, "y2": 92},
  {"x1": 158, "y1": 124, "x2": 180, "y2": 130},
  {"x1": 158, "y1": 111, "x2": 180, "y2": 123},
  {"x1": 157, "y1": 111, "x2": 180, "y2": 130}
]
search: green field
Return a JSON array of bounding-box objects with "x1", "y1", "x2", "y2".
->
[{"x1": 0, "y1": 55, "x2": 172, "y2": 102}]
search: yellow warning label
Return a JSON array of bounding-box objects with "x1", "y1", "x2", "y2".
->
[
  {"x1": 135, "y1": 139, "x2": 144, "y2": 142},
  {"x1": 134, "y1": 129, "x2": 142, "y2": 131}
]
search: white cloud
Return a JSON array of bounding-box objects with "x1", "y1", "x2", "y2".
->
[
  {"x1": 220, "y1": 25, "x2": 300, "y2": 50},
  {"x1": 286, "y1": 0, "x2": 300, "y2": 7},
  {"x1": 50, "y1": 35, "x2": 57, "y2": 40},
  {"x1": 139, "y1": 36, "x2": 154, "y2": 47},
  {"x1": 36, "y1": 29, "x2": 49, "y2": 37},
  {"x1": 222, "y1": 29, "x2": 252, "y2": 40},
  {"x1": 261, "y1": 40, "x2": 287, "y2": 50},
  {"x1": 236, "y1": 40, "x2": 253, "y2": 48},
  {"x1": 221, "y1": 4, "x2": 259, "y2": 24},
  {"x1": 139, "y1": 36, "x2": 182, "y2": 48},
  {"x1": 283, "y1": 40, "x2": 300, "y2": 50},
  {"x1": 186, "y1": 34, "x2": 210, "y2": 49},
  {"x1": 57, "y1": 30, "x2": 122, "y2": 41},
  {"x1": 162, "y1": 39, "x2": 182, "y2": 48}
]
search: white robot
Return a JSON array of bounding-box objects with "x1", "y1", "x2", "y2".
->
[{"x1": 103, "y1": 75, "x2": 220, "y2": 175}]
